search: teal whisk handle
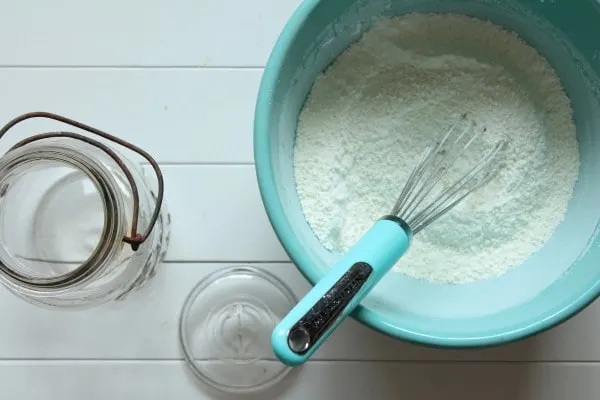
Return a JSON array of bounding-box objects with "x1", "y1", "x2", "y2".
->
[{"x1": 271, "y1": 216, "x2": 411, "y2": 366}]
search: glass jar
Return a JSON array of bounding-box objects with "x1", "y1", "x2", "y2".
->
[{"x1": 0, "y1": 112, "x2": 169, "y2": 308}]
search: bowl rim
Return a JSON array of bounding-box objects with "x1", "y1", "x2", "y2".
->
[{"x1": 253, "y1": 0, "x2": 600, "y2": 347}]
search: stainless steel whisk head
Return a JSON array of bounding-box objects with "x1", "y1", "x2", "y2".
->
[{"x1": 391, "y1": 114, "x2": 506, "y2": 234}]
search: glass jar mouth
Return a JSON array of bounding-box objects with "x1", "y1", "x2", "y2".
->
[{"x1": 0, "y1": 142, "x2": 126, "y2": 292}]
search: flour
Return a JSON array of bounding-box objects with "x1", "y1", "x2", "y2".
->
[{"x1": 293, "y1": 13, "x2": 580, "y2": 284}]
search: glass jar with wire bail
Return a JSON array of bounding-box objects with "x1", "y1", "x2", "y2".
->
[{"x1": 0, "y1": 112, "x2": 170, "y2": 308}]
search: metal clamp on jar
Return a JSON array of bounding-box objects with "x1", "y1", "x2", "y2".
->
[{"x1": 0, "y1": 112, "x2": 170, "y2": 308}]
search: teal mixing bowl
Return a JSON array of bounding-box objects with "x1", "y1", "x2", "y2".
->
[{"x1": 254, "y1": 0, "x2": 600, "y2": 347}]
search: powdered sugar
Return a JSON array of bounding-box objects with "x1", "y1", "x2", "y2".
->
[{"x1": 294, "y1": 13, "x2": 579, "y2": 284}]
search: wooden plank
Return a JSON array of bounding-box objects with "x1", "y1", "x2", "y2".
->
[
  {"x1": 156, "y1": 165, "x2": 288, "y2": 262},
  {"x1": 0, "y1": 360, "x2": 596, "y2": 400},
  {"x1": 0, "y1": 69, "x2": 261, "y2": 163},
  {"x1": 0, "y1": 262, "x2": 600, "y2": 362},
  {"x1": 0, "y1": 0, "x2": 301, "y2": 67}
]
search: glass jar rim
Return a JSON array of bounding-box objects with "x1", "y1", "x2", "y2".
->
[{"x1": 0, "y1": 139, "x2": 127, "y2": 293}]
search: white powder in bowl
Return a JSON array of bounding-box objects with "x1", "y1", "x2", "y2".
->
[{"x1": 293, "y1": 13, "x2": 580, "y2": 284}]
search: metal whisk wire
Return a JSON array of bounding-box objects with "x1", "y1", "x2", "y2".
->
[
  {"x1": 391, "y1": 116, "x2": 471, "y2": 218},
  {"x1": 391, "y1": 114, "x2": 505, "y2": 234}
]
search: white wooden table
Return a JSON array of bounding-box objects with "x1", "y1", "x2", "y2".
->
[{"x1": 0, "y1": 1, "x2": 599, "y2": 399}]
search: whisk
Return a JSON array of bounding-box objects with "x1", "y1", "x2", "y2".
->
[{"x1": 272, "y1": 114, "x2": 506, "y2": 366}]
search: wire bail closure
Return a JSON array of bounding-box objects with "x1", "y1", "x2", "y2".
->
[{"x1": 0, "y1": 112, "x2": 164, "y2": 252}]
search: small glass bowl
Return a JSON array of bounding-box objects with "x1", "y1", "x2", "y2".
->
[{"x1": 178, "y1": 265, "x2": 298, "y2": 395}]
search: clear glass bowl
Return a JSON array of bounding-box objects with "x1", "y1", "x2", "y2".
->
[{"x1": 178, "y1": 265, "x2": 298, "y2": 395}]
